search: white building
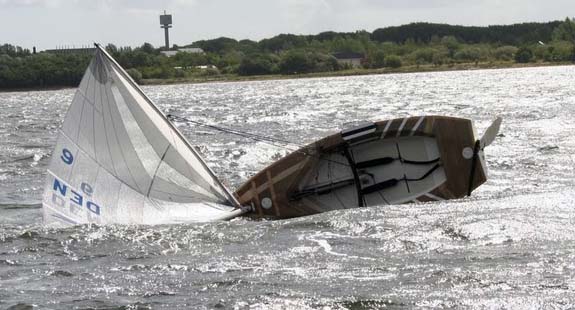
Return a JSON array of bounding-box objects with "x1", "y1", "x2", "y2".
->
[
  {"x1": 161, "y1": 47, "x2": 204, "y2": 57},
  {"x1": 332, "y1": 52, "x2": 364, "y2": 68}
]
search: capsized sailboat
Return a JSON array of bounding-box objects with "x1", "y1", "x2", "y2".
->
[{"x1": 42, "y1": 44, "x2": 248, "y2": 226}]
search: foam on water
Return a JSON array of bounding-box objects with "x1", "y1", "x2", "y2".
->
[{"x1": 1, "y1": 65, "x2": 575, "y2": 309}]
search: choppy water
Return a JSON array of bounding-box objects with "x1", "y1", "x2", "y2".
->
[{"x1": 1, "y1": 66, "x2": 575, "y2": 309}]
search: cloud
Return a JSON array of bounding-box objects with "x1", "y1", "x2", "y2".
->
[
  {"x1": 275, "y1": 0, "x2": 332, "y2": 32},
  {"x1": 0, "y1": 0, "x2": 197, "y2": 11},
  {"x1": 89, "y1": 0, "x2": 197, "y2": 12},
  {"x1": 318, "y1": 0, "x2": 470, "y2": 11},
  {"x1": 0, "y1": 0, "x2": 61, "y2": 8}
]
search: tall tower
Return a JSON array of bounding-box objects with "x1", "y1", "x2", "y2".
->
[{"x1": 159, "y1": 11, "x2": 172, "y2": 50}]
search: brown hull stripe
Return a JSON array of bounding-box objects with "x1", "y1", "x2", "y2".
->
[
  {"x1": 251, "y1": 181, "x2": 263, "y2": 217},
  {"x1": 266, "y1": 170, "x2": 281, "y2": 216}
]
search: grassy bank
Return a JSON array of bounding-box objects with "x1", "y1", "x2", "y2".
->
[
  {"x1": 140, "y1": 61, "x2": 574, "y2": 86},
  {"x1": 1, "y1": 60, "x2": 571, "y2": 93}
]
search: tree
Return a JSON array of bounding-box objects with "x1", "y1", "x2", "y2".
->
[
  {"x1": 552, "y1": 17, "x2": 575, "y2": 42},
  {"x1": 455, "y1": 47, "x2": 482, "y2": 64},
  {"x1": 173, "y1": 51, "x2": 208, "y2": 67},
  {"x1": 198, "y1": 67, "x2": 220, "y2": 77},
  {"x1": 552, "y1": 18, "x2": 575, "y2": 62},
  {"x1": 217, "y1": 51, "x2": 243, "y2": 69},
  {"x1": 330, "y1": 37, "x2": 365, "y2": 54},
  {"x1": 139, "y1": 42, "x2": 156, "y2": 54},
  {"x1": 126, "y1": 68, "x2": 142, "y2": 84},
  {"x1": 432, "y1": 50, "x2": 449, "y2": 66},
  {"x1": 515, "y1": 47, "x2": 533, "y2": 63},
  {"x1": 441, "y1": 36, "x2": 460, "y2": 57},
  {"x1": 367, "y1": 50, "x2": 386, "y2": 68},
  {"x1": 493, "y1": 46, "x2": 518, "y2": 61},
  {"x1": 238, "y1": 40, "x2": 258, "y2": 54},
  {"x1": 543, "y1": 41, "x2": 574, "y2": 61},
  {"x1": 371, "y1": 21, "x2": 560, "y2": 45},
  {"x1": 279, "y1": 50, "x2": 313, "y2": 74},
  {"x1": 192, "y1": 37, "x2": 238, "y2": 54},
  {"x1": 238, "y1": 56, "x2": 274, "y2": 76},
  {"x1": 309, "y1": 52, "x2": 339, "y2": 72},
  {"x1": 412, "y1": 48, "x2": 436, "y2": 64},
  {"x1": 105, "y1": 44, "x2": 118, "y2": 54},
  {"x1": 0, "y1": 44, "x2": 30, "y2": 57},
  {"x1": 384, "y1": 55, "x2": 402, "y2": 68},
  {"x1": 259, "y1": 34, "x2": 308, "y2": 52}
]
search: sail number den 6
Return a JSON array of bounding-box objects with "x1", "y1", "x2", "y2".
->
[
  {"x1": 49, "y1": 148, "x2": 102, "y2": 219},
  {"x1": 51, "y1": 177, "x2": 101, "y2": 216}
]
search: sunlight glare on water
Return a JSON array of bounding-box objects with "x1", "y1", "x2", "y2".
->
[{"x1": 1, "y1": 65, "x2": 575, "y2": 309}]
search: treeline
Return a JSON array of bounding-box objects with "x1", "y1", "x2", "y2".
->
[
  {"x1": 371, "y1": 21, "x2": 562, "y2": 45},
  {"x1": 1, "y1": 19, "x2": 574, "y2": 89},
  {"x1": 0, "y1": 47, "x2": 90, "y2": 88},
  {"x1": 0, "y1": 44, "x2": 31, "y2": 57}
]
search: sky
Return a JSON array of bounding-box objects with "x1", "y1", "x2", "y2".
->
[{"x1": 1, "y1": 0, "x2": 573, "y2": 50}]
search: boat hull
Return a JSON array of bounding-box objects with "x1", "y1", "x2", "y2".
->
[{"x1": 234, "y1": 116, "x2": 487, "y2": 219}]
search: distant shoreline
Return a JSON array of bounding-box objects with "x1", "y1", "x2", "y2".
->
[
  {"x1": 140, "y1": 61, "x2": 574, "y2": 86},
  {"x1": 1, "y1": 61, "x2": 572, "y2": 93}
]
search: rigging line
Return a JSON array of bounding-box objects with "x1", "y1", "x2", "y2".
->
[
  {"x1": 167, "y1": 114, "x2": 443, "y2": 170},
  {"x1": 167, "y1": 114, "x2": 300, "y2": 148},
  {"x1": 167, "y1": 114, "x2": 353, "y2": 168},
  {"x1": 171, "y1": 117, "x2": 297, "y2": 151}
]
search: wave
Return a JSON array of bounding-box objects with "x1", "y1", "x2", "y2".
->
[{"x1": 0, "y1": 203, "x2": 41, "y2": 210}]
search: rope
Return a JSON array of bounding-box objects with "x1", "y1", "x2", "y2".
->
[
  {"x1": 167, "y1": 114, "x2": 351, "y2": 168},
  {"x1": 167, "y1": 114, "x2": 444, "y2": 172},
  {"x1": 167, "y1": 114, "x2": 301, "y2": 151}
]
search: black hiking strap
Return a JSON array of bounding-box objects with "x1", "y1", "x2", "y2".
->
[
  {"x1": 355, "y1": 157, "x2": 440, "y2": 169},
  {"x1": 405, "y1": 163, "x2": 441, "y2": 182},
  {"x1": 361, "y1": 163, "x2": 441, "y2": 195},
  {"x1": 467, "y1": 140, "x2": 481, "y2": 197},
  {"x1": 290, "y1": 178, "x2": 355, "y2": 201},
  {"x1": 355, "y1": 157, "x2": 395, "y2": 169},
  {"x1": 403, "y1": 158, "x2": 441, "y2": 165},
  {"x1": 361, "y1": 179, "x2": 400, "y2": 195}
]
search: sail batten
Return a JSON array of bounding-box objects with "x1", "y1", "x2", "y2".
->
[{"x1": 42, "y1": 44, "x2": 243, "y2": 226}]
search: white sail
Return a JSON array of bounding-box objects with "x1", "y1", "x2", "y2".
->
[{"x1": 42, "y1": 44, "x2": 244, "y2": 226}]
